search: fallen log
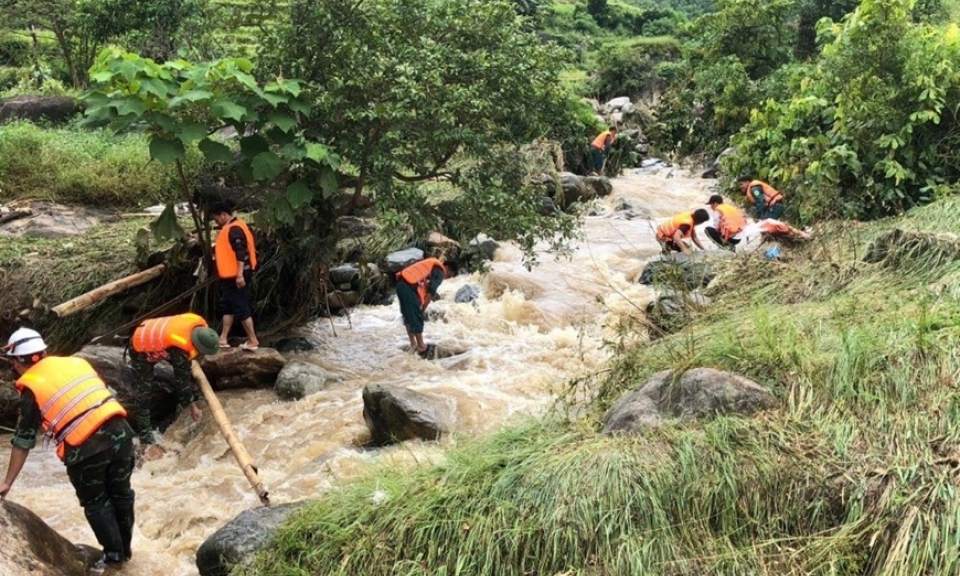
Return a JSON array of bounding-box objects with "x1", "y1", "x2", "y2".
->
[
  {"x1": 191, "y1": 361, "x2": 270, "y2": 506},
  {"x1": 51, "y1": 263, "x2": 166, "y2": 318},
  {"x1": 0, "y1": 210, "x2": 31, "y2": 226}
]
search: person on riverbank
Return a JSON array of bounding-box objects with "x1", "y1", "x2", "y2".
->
[
  {"x1": 656, "y1": 209, "x2": 710, "y2": 254},
  {"x1": 738, "y1": 176, "x2": 785, "y2": 220},
  {"x1": 396, "y1": 258, "x2": 447, "y2": 359},
  {"x1": 211, "y1": 202, "x2": 259, "y2": 350},
  {"x1": 0, "y1": 328, "x2": 136, "y2": 571},
  {"x1": 128, "y1": 313, "x2": 221, "y2": 447},
  {"x1": 589, "y1": 126, "x2": 617, "y2": 175},
  {"x1": 705, "y1": 194, "x2": 746, "y2": 251}
]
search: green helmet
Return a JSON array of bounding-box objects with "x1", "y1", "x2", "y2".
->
[{"x1": 191, "y1": 327, "x2": 221, "y2": 357}]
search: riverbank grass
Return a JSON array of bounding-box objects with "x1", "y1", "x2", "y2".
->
[{"x1": 238, "y1": 198, "x2": 960, "y2": 576}]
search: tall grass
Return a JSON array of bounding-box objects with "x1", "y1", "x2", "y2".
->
[
  {"x1": 0, "y1": 121, "x2": 195, "y2": 208},
  {"x1": 237, "y1": 203, "x2": 960, "y2": 576}
]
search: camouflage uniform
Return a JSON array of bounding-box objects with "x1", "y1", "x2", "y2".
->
[
  {"x1": 129, "y1": 346, "x2": 197, "y2": 444},
  {"x1": 12, "y1": 388, "x2": 136, "y2": 563}
]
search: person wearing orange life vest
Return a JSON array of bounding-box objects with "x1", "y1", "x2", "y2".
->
[
  {"x1": 396, "y1": 257, "x2": 448, "y2": 359},
  {"x1": 738, "y1": 175, "x2": 785, "y2": 220},
  {"x1": 704, "y1": 194, "x2": 746, "y2": 251},
  {"x1": 656, "y1": 209, "x2": 710, "y2": 254},
  {"x1": 0, "y1": 328, "x2": 136, "y2": 571},
  {"x1": 589, "y1": 126, "x2": 618, "y2": 175},
  {"x1": 129, "y1": 313, "x2": 221, "y2": 445},
  {"x1": 211, "y1": 201, "x2": 259, "y2": 350}
]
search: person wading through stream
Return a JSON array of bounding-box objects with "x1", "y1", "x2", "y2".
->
[
  {"x1": 210, "y1": 202, "x2": 260, "y2": 350},
  {"x1": 0, "y1": 328, "x2": 136, "y2": 573},
  {"x1": 129, "y1": 313, "x2": 221, "y2": 455},
  {"x1": 396, "y1": 258, "x2": 448, "y2": 359},
  {"x1": 656, "y1": 209, "x2": 710, "y2": 254}
]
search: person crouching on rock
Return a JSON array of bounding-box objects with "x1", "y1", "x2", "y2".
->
[
  {"x1": 656, "y1": 209, "x2": 710, "y2": 255},
  {"x1": 129, "y1": 313, "x2": 221, "y2": 448},
  {"x1": 396, "y1": 258, "x2": 448, "y2": 359},
  {"x1": 704, "y1": 194, "x2": 746, "y2": 251},
  {"x1": 0, "y1": 328, "x2": 136, "y2": 571}
]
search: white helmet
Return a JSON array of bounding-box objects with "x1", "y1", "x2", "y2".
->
[{"x1": 6, "y1": 327, "x2": 47, "y2": 357}]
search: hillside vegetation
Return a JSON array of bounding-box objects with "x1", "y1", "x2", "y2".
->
[{"x1": 236, "y1": 200, "x2": 960, "y2": 576}]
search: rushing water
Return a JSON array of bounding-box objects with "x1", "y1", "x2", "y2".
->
[{"x1": 2, "y1": 165, "x2": 718, "y2": 575}]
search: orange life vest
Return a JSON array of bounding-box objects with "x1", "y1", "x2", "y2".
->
[
  {"x1": 591, "y1": 130, "x2": 615, "y2": 150},
  {"x1": 132, "y1": 313, "x2": 208, "y2": 360},
  {"x1": 397, "y1": 258, "x2": 446, "y2": 305},
  {"x1": 656, "y1": 213, "x2": 695, "y2": 242},
  {"x1": 215, "y1": 218, "x2": 258, "y2": 279},
  {"x1": 745, "y1": 180, "x2": 783, "y2": 206},
  {"x1": 714, "y1": 204, "x2": 746, "y2": 240},
  {"x1": 16, "y1": 357, "x2": 126, "y2": 461}
]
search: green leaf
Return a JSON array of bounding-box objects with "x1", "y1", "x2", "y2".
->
[
  {"x1": 286, "y1": 180, "x2": 314, "y2": 208},
  {"x1": 268, "y1": 112, "x2": 298, "y2": 133},
  {"x1": 177, "y1": 121, "x2": 209, "y2": 144},
  {"x1": 199, "y1": 139, "x2": 235, "y2": 165},
  {"x1": 304, "y1": 142, "x2": 329, "y2": 163},
  {"x1": 280, "y1": 143, "x2": 306, "y2": 161},
  {"x1": 239, "y1": 134, "x2": 270, "y2": 157},
  {"x1": 150, "y1": 204, "x2": 186, "y2": 241},
  {"x1": 211, "y1": 99, "x2": 248, "y2": 122},
  {"x1": 115, "y1": 97, "x2": 147, "y2": 117},
  {"x1": 148, "y1": 136, "x2": 186, "y2": 164},
  {"x1": 319, "y1": 167, "x2": 339, "y2": 197},
  {"x1": 251, "y1": 151, "x2": 284, "y2": 181}
]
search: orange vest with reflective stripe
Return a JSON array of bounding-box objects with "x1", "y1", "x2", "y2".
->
[
  {"x1": 656, "y1": 213, "x2": 695, "y2": 242},
  {"x1": 591, "y1": 130, "x2": 615, "y2": 150},
  {"x1": 215, "y1": 219, "x2": 258, "y2": 279},
  {"x1": 714, "y1": 204, "x2": 746, "y2": 240},
  {"x1": 16, "y1": 357, "x2": 126, "y2": 461},
  {"x1": 132, "y1": 313, "x2": 208, "y2": 360},
  {"x1": 745, "y1": 180, "x2": 783, "y2": 206},
  {"x1": 397, "y1": 258, "x2": 445, "y2": 305}
]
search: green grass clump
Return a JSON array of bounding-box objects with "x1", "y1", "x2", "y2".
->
[
  {"x1": 235, "y1": 196, "x2": 960, "y2": 576},
  {"x1": 0, "y1": 121, "x2": 190, "y2": 208}
]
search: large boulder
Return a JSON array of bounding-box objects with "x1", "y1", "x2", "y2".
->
[
  {"x1": 602, "y1": 368, "x2": 777, "y2": 433},
  {"x1": 0, "y1": 384, "x2": 19, "y2": 429},
  {"x1": 383, "y1": 248, "x2": 424, "y2": 274},
  {"x1": 538, "y1": 172, "x2": 596, "y2": 210},
  {"x1": 645, "y1": 291, "x2": 711, "y2": 335},
  {"x1": 425, "y1": 231, "x2": 461, "y2": 262},
  {"x1": 199, "y1": 348, "x2": 287, "y2": 390},
  {"x1": 329, "y1": 264, "x2": 360, "y2": 288},
  {"x1": 0, "y1": 95, "x2": 81, "y2": 124},
  {"x1": 638, "y1": 254, "x2": 715, "y2": 290},
  {"x1": 0, "y1": 202, "x2": 116, "y2": 239},
  {"x1": 0, "y1": 500, "x2": 100, "y2": 576},
  {"x1": 583, "y1": 175, "x2": 613, "y2": 198},
  {"x1": 196, "y1": 502, "x2": 305, "y2": 576},
  {"x1": 274, "y1": 359, "x2": 344, "y2": 400},
  {"x1": 702, "y1": 146, "x2": 738, "y2": 179},
  {"x1": 362, "y1": 383, "x2": 455, "y2": 445}
]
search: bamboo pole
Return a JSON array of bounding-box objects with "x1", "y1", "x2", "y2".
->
[
  {"x1": 51, "y1": 263, "x2": 167, "y2": 318},
  {"x1": 190, "y1": 361, "x2": 270, "y2": 506}
]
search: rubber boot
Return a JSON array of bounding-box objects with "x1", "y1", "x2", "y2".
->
[
  {"x1": 113, "y1": 495, "x2": 135, "y2": 561},
  {"x1": 84, "y1": 503, "x2": 125, "y2": 565}
]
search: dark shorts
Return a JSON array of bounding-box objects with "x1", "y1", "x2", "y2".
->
[
  {"x1": 219, "y1": 273, "x2": 252, "y2": 321},
  {"x1": 590, "y1": 147, "x2": 606, "y2": 171},
  {"x1": 758, "y1": 203, "x2": 785, "y2": 220},
  {"x1": 396, "y1": 281, "x2": 424, "y2": 334}
]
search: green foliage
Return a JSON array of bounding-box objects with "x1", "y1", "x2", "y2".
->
[
  {"x1": 82, "y1": 48, "x2": 339, "y2": 235},
  {"x1": 729, "y1": 0, "x2": 960, "y2": 222},
  {"x1": 0, "y1": 120, "x2": 186, "y2": 206},
  {"x1": 591, "y1": 37, "x2": 681, "y2": 102}
]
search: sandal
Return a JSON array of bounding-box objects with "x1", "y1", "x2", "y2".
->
[{"x1": 239, "y1": 343, "x2": 259, "y2": 351}]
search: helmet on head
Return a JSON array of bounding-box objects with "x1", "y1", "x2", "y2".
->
[
  {"x1": 191, "y1": 327, "x2": 221, "y2": 357},
  {"x1": 6, "y1": 327, "x2": 47, "y2": 358}
]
